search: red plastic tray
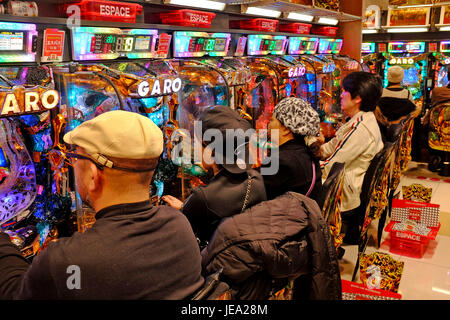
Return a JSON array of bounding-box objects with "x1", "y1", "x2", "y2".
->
[
  {"x1": 230, "y1": 18, "x2": 278, "y2": 32},
  {"x1": 160, "y1": 9, "x2": 216, "y2": 28},
  {"x1": 59, "y1": 0, "x2": 142, "y2": 23},
  {"x1": 342, "y1": 280, "x2": 402, "y2": 300},
  {"x1": 311, "y1": 26, "x2": 338, "y2": 37},
  {"x1": 279, "y1": 23, "x2": 312, "y2": 34},
  {"x1": 385, "y1": 221, "x2": 440, "y2": 259}
]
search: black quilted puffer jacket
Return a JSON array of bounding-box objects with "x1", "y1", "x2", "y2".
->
[{"x1": 201, "y1": 192, "x2": 342, "y2": 300}]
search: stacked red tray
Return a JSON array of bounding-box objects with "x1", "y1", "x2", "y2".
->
[
  {"x1": 311, "y1": 26, "x2": 339, "y2": 36},
  {"x1": 230, "y1": 18, "x2": 279, "y2": 32},
  {"x1": 279, "y1": 23, "x2": 312, "y2": 34},
  {"x1": 159, "y1": 9, "x2": 216, "y2": 28}
]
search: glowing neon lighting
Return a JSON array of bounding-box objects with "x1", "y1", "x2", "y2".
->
[
  {"x1": 388, "y1": 42, "x2": 406, "y2": 53},
  {"x1": 440, "y1": 41, "x2": 450, "y2": 53},
  {"x1": 271, "y1": 36, "x2": 287, "y2": 55},
  {"x1": 289, "y1": 37, "x2": 319, "y2": 54},
  {"x1": 362, "y1": 42, "x2": 375, "y2": 54},
  {"x1": 406, "y1": 42, "x2": 425, "y2": 53},
  {"x1": 173, "y1": 31, "x2": 209, "y2": 58},
  {"x1": 0, "y1": 22, "x2": 37, "y2": 63},
  {"x1": 125, "y1": 29, "x2": 158, "y2": 59},
  {"x1": 318, "y1": 38, "x2": 343, "y2": 54},
  {"x1": 72, "y1": 27, "x2": 121, "y2": 61},
  {"x1": 208, "y1": 33, "x2": 231, "y2": 57},
  {"x1": 247, "y1": 34, "x2": 272, "y2": 56}
]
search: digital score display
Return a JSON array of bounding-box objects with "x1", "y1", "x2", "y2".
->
[
  {"x1": 318, "y1": 39, "x2": 343, "y2": 54},
  {"x1": 289, "y1": 37, "x2": 319, "y2": 54},
  {"x1": 440, "y1": 41, "x2": 450, "y2": 53},
  {"x1": 388, "y1": 42, "x2": 406, "y2": 53},
  {"x1": 0, "y1": 32, "x2": 24, "y2": 51},
  {"x1": 247, "y1": 35, "x2": 287, "y2": 56},
  {"x1": 89, "y1": 34, "x2": 152, "y2": 54},
  {"x1": 0, "y1": 22, "x2": 38, "y2": 63},
  {"x1": 173, "y1": 32, "x2": 231, "y2": 58},
  {"x1": 361, "y1": 42, "x2": 375, "y2": 54}
]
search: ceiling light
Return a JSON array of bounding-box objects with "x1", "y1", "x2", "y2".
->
[
  {"x1": 287, "y1": 12, "x2": 314, "y2": 22},
  {"x1": 246, "y1": 7, "x2": 281, "y2": 18},
  {"x1": 362, "y1": 29, "x2": 378, "y2": 34},
  {"x1": 317, "y1": 17, "x2": 339, "y2": 25},
  {"x1": 167, "y1": 0, "x2": 226, "y2": 11},
  {"x1": 397, "y1": 4, "x2": 433, "y2": 8},
  {"x1": 387, "y1": 27, "x2": 428, "y2": 33},
  {"x1": 439, "y1": 26, "x2": 450, "y2": 31}
]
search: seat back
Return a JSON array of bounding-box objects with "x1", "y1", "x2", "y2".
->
[
  {"x1": 390, "y1": 117, "x2": 415, "y2": 192},
  {"x1": 319, "y1": 162, "x2": 345, "y2": 248},
  {"x1": 359, "y1": 141, "x2": 397, "y2": 239}
]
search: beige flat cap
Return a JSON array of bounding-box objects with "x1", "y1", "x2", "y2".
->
[
  {"x1": 64, "y1": 110, "x2": 163, "y2": 168},
  {"x1": 387, "y1": 66, "x2": 404, "y2": 84}
]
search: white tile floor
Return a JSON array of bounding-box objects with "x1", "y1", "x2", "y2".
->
[{"x1": 340, "y1": 162, "x2": 450, "y2": 300}]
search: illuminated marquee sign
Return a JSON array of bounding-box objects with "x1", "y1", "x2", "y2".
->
[
  {"x1": 288, "y1": 64, "x2": 306, "y2": 78},
  {"x1": 0, "y1": 88, "x2": 59, "y2": 118},
  {"x1": 136, "y1": 78, "x2": 182, "y2": 97},
  {"x1": 389, "y1": 57, "x2": 415, "y2": 65}
]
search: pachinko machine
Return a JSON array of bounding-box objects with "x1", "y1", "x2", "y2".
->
[{"x1": 0, "y1": 21, "x2": 74, "y2": 259}]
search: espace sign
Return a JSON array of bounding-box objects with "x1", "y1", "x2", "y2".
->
[{"x1": 186, "y1": 12, "x2": 211, "y2": 24}]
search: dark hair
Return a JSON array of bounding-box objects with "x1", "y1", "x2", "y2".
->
[{"x1": 342, "y1": 71, "x2": 383, "y2": 112}]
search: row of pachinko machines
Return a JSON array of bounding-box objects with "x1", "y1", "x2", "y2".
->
[
  {"x1": 0, "y1": 21, "x2": 361, "y2": 259},
  {"x1": 361, "y1": 41, "x2": 450, "y2": 173}
]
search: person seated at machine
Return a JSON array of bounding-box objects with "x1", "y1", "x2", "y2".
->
[
  {"x1": 163, "y1": 106, "x2": 267, "y2": 246},
  {"x1": 260, "y1": 97, "x2": 323, "y2": 204},
  {"x1": 318, "y1": 72, "x2": 384, "y2": 244},
  {"x1": 0, "y1": 111, "x2": 204, "y2": 299},
  {"x1": 375, "y1": 66, "x2": 419, "y2": 138}
]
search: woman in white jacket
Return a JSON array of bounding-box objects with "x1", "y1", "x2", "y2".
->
[{"x1": 319, "y1": 72, "x2": 384, "y2": 244}]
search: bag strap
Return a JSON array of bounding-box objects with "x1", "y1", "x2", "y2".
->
[
  {"x1": 305, "y1": 162, "x2": 316, "y2": 197},
  {"x1": 241, "y1": 174, "x2": 253, "y2": 213}
]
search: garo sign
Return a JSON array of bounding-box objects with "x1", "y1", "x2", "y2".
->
[
  {"x1": 137, "y1": 78, "x2": 182, "y2": 97},
  {"x1": 0, "y1": 89, "x2": 59, "y2": 118},
  {"x1": 390, "y1": 57, "x2": 415, "y2": 65},
  {"x1": 288, "y1": 64, "x2": 306, "y2": 78}
]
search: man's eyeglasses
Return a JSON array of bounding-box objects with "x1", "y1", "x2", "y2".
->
[{"x1": 65, "y1": 152, "x2": 104, "y2": 170}]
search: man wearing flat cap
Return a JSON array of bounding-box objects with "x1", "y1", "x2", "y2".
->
[
  {"x1": 0, "y1": 110, "x2": 204, "y2": 299},
  {"x1": 375, "y1": 66, "x2": 419, "y2": 133}
]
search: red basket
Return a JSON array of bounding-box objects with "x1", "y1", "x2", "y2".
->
[
  {"x1": 279, "y1": 23, "x2": 312, "y2": 34},
  {"x1": 342, "y1": 280, "x2": 402, "y2": 300},
  {"x1": 385, "y1": 221, "x2": 440, "y2": 258},
  {"x1": 230, "y1": 18, "x2": 278, "y2": 32},
  {"x1": 59, "y1": 0, "x2": 142, "y2": 23},
  {"x1": 159, "y1": 9, "x2": 216, "y2": 28},
  {"x1": 311, "y1": 26, "x2": 339, "y2": 36}
]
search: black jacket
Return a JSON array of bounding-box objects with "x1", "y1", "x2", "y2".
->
[
  {"x1": 0, "y1": 200, "x2": 204, "y2": 299},
  {"x1": 182, "y1": 169, "x2": 267, "y2": 243},
  {"x1": 261, "y1": 139, "x2": 322, "y2": 202},
  {"x1": 201, "y1": 192, "x2": 342, "y2": 300}
]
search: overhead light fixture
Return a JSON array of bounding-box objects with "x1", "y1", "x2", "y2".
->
[
  {"x1": 397, "y1": 4, "x2": 433, "y2": 8},
  {"x1": 387, "y1": 27, "x2": 428, "y2": 33},
  {"x1": 317, "y1": 17, "x2": 339, "y2": 25},
  {"x1": 287, "y1": 12, "x2": 314, "y2": 22},
  {"x1": 245, "y1": 7, "x2": 281, "y2": 18},
  {"x1": 362, "y1": 29, "x2": 379, "y2": 34},
  {"x1": 439, "y1": 26, "x2": 450, "y2": 31},
  {"x1": 167, "y1": 0, "x2": 226, "y2": 11}
]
